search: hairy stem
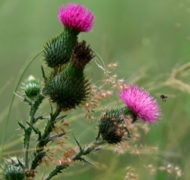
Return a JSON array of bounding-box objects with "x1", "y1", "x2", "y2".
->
[
  {"x1": 44, "y1": 140, "x2": 105, "y2": 180},
  {"x1": 25, "y1": 94, "x2": 44, "y2": 168},
  {"x1": 30, "y1": 106, "x2": 61, "y2": 170}
]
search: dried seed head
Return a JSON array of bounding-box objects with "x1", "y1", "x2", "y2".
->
[{"x1": 71, "y1": 41, "x2": 94, "y2": 68}]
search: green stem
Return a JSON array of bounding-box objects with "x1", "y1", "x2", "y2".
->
[
  {"x1": 0, "y1": 51, "x2": 42, "y2": 161},
  {"x1": 25, "y1": 94, "x2": 44, "y2": 169},
  {"x1": 30, "y1": 106, "x2": 61, "y2": 170},
  {"x1": 44, "y1": 140, "x2": 105, "y2": 180}
]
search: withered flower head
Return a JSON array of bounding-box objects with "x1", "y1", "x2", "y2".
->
[{"x1": 71, "y1": 41, "x2": 94, "y2": 68}]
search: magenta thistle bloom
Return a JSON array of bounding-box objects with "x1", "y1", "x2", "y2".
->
[
  {"x1": 120, "y1": 84, "x2": 161, "y2": 123},
  {"x1": 58, "y1": 3, "x2": 94, "y2": 32}
]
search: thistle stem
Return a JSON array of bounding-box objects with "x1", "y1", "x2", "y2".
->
[
  {"x1": 44, "y1": 140, "x2": 105, "y2": 180},
  {"x1": 25, "y1": 94, "x2": 44, "y2": 168},
  {"x1": 30, "y1": 106, "x2": 61, "y2": 170}
]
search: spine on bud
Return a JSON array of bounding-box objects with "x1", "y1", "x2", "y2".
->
[{"x1": 3, "y1": 164, "x2": 25, "y2": 180}]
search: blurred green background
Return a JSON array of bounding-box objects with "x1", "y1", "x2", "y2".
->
[{"x1": 1, "y1": 0, "x2": 190, "y2": 179}]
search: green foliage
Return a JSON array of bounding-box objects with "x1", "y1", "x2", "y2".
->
[
  {"x1": 43, "y1": 27, "x2": 78, "y2": 68},
  {"x1": 3, "y1": 164, "x2": 25, "y2": 180}
]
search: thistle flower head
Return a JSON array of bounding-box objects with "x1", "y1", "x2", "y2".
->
[
  {"x1": 59, "y1": 3, "x2": 94, "y2": 32},
  {"x1": 120, "y1": 84, "x2": 161, "y2": 123}
]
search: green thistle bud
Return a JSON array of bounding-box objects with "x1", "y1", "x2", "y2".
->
[
  {"x1": 43, "y1": 27, "x2": 79, "y2": 68},
  {"x1": 24, "y1": 76, "x2": 40, "y2": 99},
  {"x1": 99, "y1": 107, "x2": 136, "y2": 144},
  {"x1": 43, "y1": 41, "x2": 93, "y2": 110},
  {"x1": 44, "y1": 65, "x2": 90, "y2": 110},
  {"x1": 3, "y1": 165, "x2": 25, "y2": 180}
]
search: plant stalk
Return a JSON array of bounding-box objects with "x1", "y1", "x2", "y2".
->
[
  {"x1": 30, "y1": 105, "x2": 61, "y2": 171},
  {"x1": 25, "y1": 94, "x2": 44, "y2": 168},
  {"x1": 44, "y1": 140, "x2": 105, "y2": 180}
]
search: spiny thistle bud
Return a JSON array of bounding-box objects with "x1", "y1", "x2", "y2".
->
[
  {"x1": 44, "y1": 68, "x2": 90, "y2": 111},
  {"x1": 43, "y1": 27, "x2": 78, "y2": 68},
  {"x1": 43, "y1": 41, "x2": 93, "y2": 110},
  {"x1": 99, "y1": 107, "x2": 136, "y2": 144},
  {"x1": 3, "y1": 164, "x2": 25, "y2": 180},
  {"x1": 71, "y1": 41, "x2": 94, "y2": 68},
  {"x1": 24, "y1": 76, "x2": 40, "y2": 99}
]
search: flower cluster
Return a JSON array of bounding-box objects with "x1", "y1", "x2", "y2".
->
[{"x1": 43, "y1": 4, "x2": 95, "y2": 111}]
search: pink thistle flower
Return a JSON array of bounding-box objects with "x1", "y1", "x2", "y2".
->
[
  {"x1": 120, "y1": 84, "x2": 161, "y2": 123},
  {"x1": 58, "y1": 3, "x2": 94, "y2": 32}
]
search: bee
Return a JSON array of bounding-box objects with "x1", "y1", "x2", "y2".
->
[{"x1": 160, "y1": 94, "x2": 168, "y2": 102}]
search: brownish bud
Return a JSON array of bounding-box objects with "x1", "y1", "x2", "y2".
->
[{"x1": 71, "y1": 41, "x2": 94, "y2": 68}]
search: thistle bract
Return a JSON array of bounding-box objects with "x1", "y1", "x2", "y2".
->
[
  {"x1": 99, "y1": 107, "x2": 135, "y2": 144},
  {"x1": 24, "y1": 76, "x2": 40, "y2": 99},
  {"x1": 44, "y1": 65, "x2": 90, "y2": 110},
  {"x1": 3, "y1": 165, "x2": 25, "y2": 180},
  {"x1": 43, "y1": 27, "x2": 78, "y2": 68}
]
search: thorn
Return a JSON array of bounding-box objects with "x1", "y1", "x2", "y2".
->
[
  {"x1": 14, "y1": 92, "x2": 32, "y2": 105},
  {"x1": 96, "y1": 130, "x2": 101, "y2": 141},
  {"x1": 17, "y1": 159, "x2": 25, "y2": 168},
  {"x1": 14, "y1": 92, "x2": 24, "y2": 101},
  {"x1": 47, "y1": 133, "x2": 65, "y2": 142},
  {"x1": 26, "y1": 121, "x2": 41, "y2": 139},
  {"x1": 93, "y1": 147, "x2": 102, "y2": 152},
  {"x1": 41, "y1": 65, "x2": 47, "y2": 81},
  {"x1": 73, "y1": 135, "x2": 83, "y2": 152},
  {"x1": 33, "y1": 116, "x2": 48, "y2": 123},
  {"x1": 18, "y1": 122, "x2": 26, "y2": 131},
  {"x1": 78, "y1": 157, "x2": 95, "y2": 166},
  {"x1": 55, "y1": 115, "x2": 67, "y2": 123}
]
